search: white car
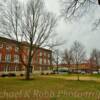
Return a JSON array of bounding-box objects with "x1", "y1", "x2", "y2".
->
[
  {"x1": 92, "y1": 71, "x2": 98, "y2": 74},
  {"x1": 81, "y1": 71, "x2": 86, "y2": 74}
]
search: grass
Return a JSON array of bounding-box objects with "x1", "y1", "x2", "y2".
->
[
  {"x1": 0, "y1": 75, "x2": 100, "y2": 100},
  {"x1": 43, "y1": 73, "x2": 100, "y2": 81}
]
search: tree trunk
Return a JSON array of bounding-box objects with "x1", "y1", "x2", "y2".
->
[
  {"x1": 26, "y1": 65, "x2": 30, "y2": 80},
  {"x1": 25, "y1": 45, "x2": 33, "y2": 80},
  {"x1": 76, "y1": 64, "x2": 80, "y2": 81}
]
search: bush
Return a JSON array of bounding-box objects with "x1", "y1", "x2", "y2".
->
[
  {"x1": 46, "y1": 73, "x2": 49, "y2": 75},
  {"x1": 8, "y1": 73, "x2": 16, "y2": 77},
  {"x1": 20, "y1": 74, "x2": 24, "y2": 76},
  {"x1": 1, "y1": 74, "x2": 8, "y2": 77},
  {"x1": 41, "y1": 72, "x2": 44, "y2": 75}
]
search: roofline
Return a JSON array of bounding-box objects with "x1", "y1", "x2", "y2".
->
[{"x1": 0, "y1": 36, "x2": 52, "y2": 52}]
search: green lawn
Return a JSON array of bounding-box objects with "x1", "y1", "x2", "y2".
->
[
  {"x1": 0, "y1": 75, "x2": 100, "y2": 100},
  {"x1": 43, "y1": 73, "x2": 100, "y2": 81}
]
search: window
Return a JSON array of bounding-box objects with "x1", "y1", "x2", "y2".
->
[
  {"x1": 15, "y1": 65, "x2": 20, "y2": 71},
  {"x1": 15, "y1": 47, "x2": 19, "y2": 52},
  {"x1": 23, "y1": 55, "x2": 26, "y2": 62},
  {"x1": 6, "y1": 54, "x2": 11, "y2": 62},
  {"x1": 6, "y1": 46, "x2": 10, "y2": 52},
  {"x1": 40, "y1": 52, "x2": 42, "y2": 56},
  {"x1": 4, "y1": 66, "x2": 7, "y2": 72},
  {"x1": 48, "y1": 59, "x2": 50, "y2": 65},
  {"x1": 14, "y1": 55, "x2": 19, "y2": 63},
  {"x1": 44, "y1": 59, "x2": 46, "y2": 64},
  {"x1": 44, "y1": 52, "x2": 47, "y2": 57},
  {"x1": 39, "y1": 58, "x2": 42, "y2": 64},
  {"x1": 48, "y1": 54, "x2": 50, "y2": 58},
  {"x1": 6, "y1": 46, "x2": 11, "y2": 49},
  {"x1": 8, "y1": 66, "x2": 16, "y2": 71},
  {"x1": 0, "y1": 44, "x2": 3, "y2": 49},
  {"x1": 7, "y1": 66, "x2": 9, "y2": 71},
  {"x1": 3, "y1": 66, "x2": 10, "y2": 72},
  {"x1": 35, "y1": 58, "x2": 38, "y2": 64}
]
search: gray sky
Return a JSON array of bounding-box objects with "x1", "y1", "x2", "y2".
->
[
  {"x1": 45, "y1": 0, "x2": 100, "y2": 56},
  {"x1": 10, "y1": 0, "x2": 100, "y2": 56}
]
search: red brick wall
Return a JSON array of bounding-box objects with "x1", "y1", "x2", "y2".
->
[{"x1": 0, "y1": 40, "x2": 52, "y2": 72}]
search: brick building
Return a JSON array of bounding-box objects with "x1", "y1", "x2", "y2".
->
[
  {"x1": 59, "y1": 60, "x2": 99, "y2": 73},
  {"x1": 0, "y1": 37, "x2": 52, "y2": 75}
]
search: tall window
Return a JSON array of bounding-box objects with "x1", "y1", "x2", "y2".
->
[
  {"x1": 23, "y1": 55, "x2": 26, "y2": 62},
  {"x1": 44, "y1": 59, "x2": 46, "y2": 64},
  {"x1": 48, "y1": 54, "x2": 50, "y2": 58},
  {"x1": 44, "y1": 52, "x2": 46, "y2": 57},
  {"x1": 0, "y1": 44, "x2": 3, "y2": 49},
  {"x1": 40, "y1": 52, "x2": 42, "y2": 56},
  {"x1": 14, "y1": 55, "x2": 19, "y2": 63},
  {"x1": 39, "y1": 58, "x2": 42, "y2": 64},
  {"x1": 6, "y1": 54, "x2": 11, "y2": 62},
  {"x1": 48, "y1": 59, "x2": 50, "y2": 65}
]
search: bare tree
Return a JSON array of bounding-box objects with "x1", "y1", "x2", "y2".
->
[
  {"x1": 61, "y1": 0, "x2": 98, "y2": 19},
  {"x1": 71, "y1": 41, "x2": 86, "y2": 80},
  {"x1": 90, "y1": 48, "x2": 100, "y2": 73},
  {"x1": 62, "y1": 49, "x2": 73, "y2": 69},
  {"x1": 0, "y1": 0, "x2": 58, "y2": 80},
  {"x1": 52, "y1": 49, "x2": 61, "y2": 74}
]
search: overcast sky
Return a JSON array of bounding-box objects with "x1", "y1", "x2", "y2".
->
[
  {"x1": 5, "y1": 0, "x2": 100, "y2": 56},
  {"x1": 44, "y1": 0, "x2": 100, "y2": 56}
]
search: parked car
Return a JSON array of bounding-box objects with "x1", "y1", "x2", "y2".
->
[
  {"x1": 92, "y1": 71, "x2": 98, "y2": 74},
  {"x1": 80, "y1": 71, "x2": 86, "y2": 74},
  {"x1": 53, "y1": 69, "x2": 69, "y2": 74}
]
